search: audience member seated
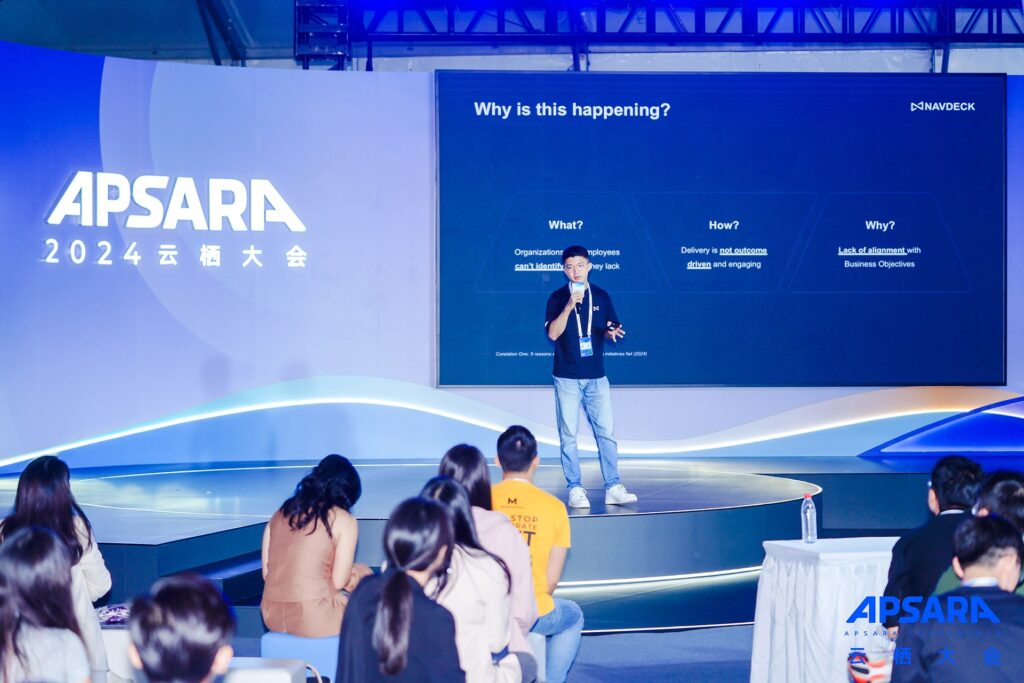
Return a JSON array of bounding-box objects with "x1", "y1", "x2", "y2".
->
[
  {"x1": 882, "y1": 454, "x2": 982, "y2": 639},
  {"x1": 0, "y1": 455, "x2": 112, "y2": 681},
  {"x1": 893, "y1": 516, "x2": 1024, "y2": 682},
  {"x1": 422, "y1": 476, "x2": 536, "y2": 683},
  {"x1": 934, "y1": 470, "x2": 1024, "y2": 596},
  {"x1": 128, "y1": 574, "x2": 236, "y2": 683},
  {"x1": 439, "y1": 444, "x2": 539, "y2": 655},
  {"x1": 492, "y1": 426, "x2": 582, "y2": 683},
  {"x1": 336, "y1": 497, "x2": 464, "y2": 682},
  {"x1": 262, "y1": 454, "x2": 372, "y2": 637},
  {"x1": 0, "y1": 526, "x2": 91, "y2": 683}
]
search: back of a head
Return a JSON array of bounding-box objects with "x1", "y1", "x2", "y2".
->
[
  {"x1": 129, "y1": 574, "x2": 236, "y2": 683},
  {"x1": 930, "y1": 455, "x2": 983, "y2": 511},
  {"x1": 976, "y1": 471, "x2": 1024, "y2": 532},
  {"x1": 0, "y1": 526, "x2": 79, "y2": 636},
  {"x1": 421, "y1": 477, "x2": 511, "y2": 590},
  {"x1": 420, "y1": 477, "x2": 479, "y2": 549},
  {"x1": 373, "y1": 498, "x2": 454, "y2": 676},
  {"x1": 4, "y1": 455, "x2": 89, "y2": 563},
  {"x1": 954, "y1": 515, "x2": 1024, "y2": 572},
  {"x1": 496, "y1": 425, "x2": 537, "y2": 474},
  {"x1": 281, "y1": 453, "x2": 362, "y2": 534},
  {"x1": 439, "y1": 444, "x2": 493, "y2": 510}
]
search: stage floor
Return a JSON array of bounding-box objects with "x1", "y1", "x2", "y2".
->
[{"x1": 0, "y1": 459, "x2": 820, "y2": 545}]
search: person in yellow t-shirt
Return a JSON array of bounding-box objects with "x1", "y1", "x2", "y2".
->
[{"x1": 492, "y1": 425, "x2": 582, "y2": 683}]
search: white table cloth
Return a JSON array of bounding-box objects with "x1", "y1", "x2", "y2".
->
[
  {"x1": 750, "y1": 537, "x2": 898, "y2": 683},
  {"x1": 101, "y1": 627, "x2": 134, "y2": 681}
]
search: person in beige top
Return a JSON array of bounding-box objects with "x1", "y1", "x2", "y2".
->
[
  {"x1": 422, "y1": 477, "x2": 537, "y2": 683},
  {"x1": 439, "y1": 444, "x2": 538, "y2": 655},
  {"x1": 261, "y1": 454, "x2": 371, "y2": 637},
  {"x1": 0, "y1": 455, "x2": 111, "y2": 682}
]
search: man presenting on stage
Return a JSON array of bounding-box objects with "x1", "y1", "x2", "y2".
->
[{"x1": 545, "y1": 245, "x2": 638, "y2": 509}]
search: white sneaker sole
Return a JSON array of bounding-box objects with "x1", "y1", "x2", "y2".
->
[{"x1": 605, "y1": 495, "x2": 638, "y2": 505}]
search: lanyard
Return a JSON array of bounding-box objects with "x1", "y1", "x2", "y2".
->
[{"x1": 571, "y1": 283, "x2": 592, "y2": 339}]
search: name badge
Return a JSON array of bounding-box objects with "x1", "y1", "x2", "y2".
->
[{"x1": 579, "y1": 336, "x2": 593, "y2": 357}]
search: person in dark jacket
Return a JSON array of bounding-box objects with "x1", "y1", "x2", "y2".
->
[
  {"x1": 933, "y1": 471, "x2": 1024, "y2": 595},
  {"x1": 892, "y1": 516, "x2": 1024, "y2": 683},
  {"x1": 883, "y1": 455, "x2": 983, "y2": 638},
  {"x1": 337, "y1": 497, "x2": 465, "y2": 683}
]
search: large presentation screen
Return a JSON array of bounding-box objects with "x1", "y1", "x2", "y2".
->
[{"x1": 437, "y1": 72, "x2": 1006, "y2": 386}]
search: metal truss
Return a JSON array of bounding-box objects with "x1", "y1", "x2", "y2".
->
[
  {"x1": 197, "y1": 0, "x2": 248, "y2": 66},
  {"x1": 296, "y1": 0, "x2": 351, "y2": 69},
  {"x1": 352, "y1": 1, "x2": 1024, "y2": 44},
  {"x1": 295, "y1": 0, "x2": 1024, "y2": 69}
]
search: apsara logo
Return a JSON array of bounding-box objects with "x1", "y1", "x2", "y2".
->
[
  {"x1": 47, "y1": 171, "x2": 306, "y2": 232},
  {"x1": 847, "y1": 595, "x2": 999, "y2": 625}
]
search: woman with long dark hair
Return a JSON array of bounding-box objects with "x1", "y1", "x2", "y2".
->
[
  {"x1": 262, "y1": 454, "x2": 372, "y2": 637},
  {"x1": 337, "y1": 497, "x2": 464, "y2": 682},
  {"x1": 439, "y1": 445, "x2": 537, "y2": 656},
  {"x1": 0, "y1": 455, "x2": 110, "y2": 681},
  {"x1": 421, "y1": 477, "x2": 534, "y2": 683},
  {"x1": 0, "y1": 526, "x2": 91, "y2": 683}
]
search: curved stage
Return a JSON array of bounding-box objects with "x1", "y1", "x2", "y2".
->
[{"x1": 0, "y1": 459, "x2": 819, "y2": 632}]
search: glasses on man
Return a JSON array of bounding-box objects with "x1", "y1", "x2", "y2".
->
[{"x1": 563, "y1": 264, "x2": 588, "y2": 272}]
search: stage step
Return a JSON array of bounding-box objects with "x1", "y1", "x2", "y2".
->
[
  {"x1": 234, "y1": 605, "x2": 267, "y2": 639},
  {"x1": 198, "y1": 552, "x2": 264, "y2": 603},
  {"x1": 559, "y1": 572, "x2": 760, "y2": 632}
]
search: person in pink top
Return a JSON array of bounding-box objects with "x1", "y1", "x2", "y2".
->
[
  {"x1": 421, "y1": 477, "x2": 532, "y2": 683},
  {"x1": 439, "y1": 445, "x2": 539, "y2": 653},
  {"x1": 261, "y1": 454, "x2": 372, "y2": 637}
]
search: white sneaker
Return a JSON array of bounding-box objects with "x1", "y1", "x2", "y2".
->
[
  {"x1": 605, "y1": 484, "x2": 638, "y2": 505},
  {"x1": 568, "y1": 486, "x2": 591, "y2": 508}
]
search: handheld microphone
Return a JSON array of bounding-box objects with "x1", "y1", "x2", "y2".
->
[{"x1": 569, "y1": 281, "x2": 586, "y2": 311}]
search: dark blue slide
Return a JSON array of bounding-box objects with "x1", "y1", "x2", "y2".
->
[{"x1": 437, "y1": 72, "x2": 1005, "y2": 386}]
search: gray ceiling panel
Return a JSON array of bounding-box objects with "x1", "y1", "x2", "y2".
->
[{"x1": 0, "y1": 0, "x2": 293, "y2": 61}]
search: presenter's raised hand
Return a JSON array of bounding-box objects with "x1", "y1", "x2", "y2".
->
[
  {"x1": 606, "y1": 324, "x2": 626, "y2": 343},
  {"x1": 566, "y1": 289, "x2": 585, "y2": 309}
]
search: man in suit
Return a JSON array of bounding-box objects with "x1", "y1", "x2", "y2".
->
[
  {"x1": 883, "y1": 455, "x2": 983, "y2": 639},
  {"x1": 892, "y1": 516, "x2": 1024, "y2": 683}
]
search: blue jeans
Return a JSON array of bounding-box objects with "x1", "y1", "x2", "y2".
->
[
  {"x1": 531, "y1": 598, "x2": 584, "y2": 683},
  {"x1": 553, "y1": 375, "x2": 620, "y2": 490}
]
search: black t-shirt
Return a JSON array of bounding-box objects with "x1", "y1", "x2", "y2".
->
[{"x1": 545, "y1": 283, "x2": 620, "y2": 379}]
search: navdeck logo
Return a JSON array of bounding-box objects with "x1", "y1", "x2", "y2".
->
[
  {"x1": 847, "y1": 595, "x2": 999, "y2": 625},
  {"x1": 910, "y1": 101, "x2": 976, "y2": 112}
]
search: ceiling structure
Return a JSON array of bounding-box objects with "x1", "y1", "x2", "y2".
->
[
  {"x1": 0, "y1": 0, "x2": 1020, "y2": 70},
  {"x1": 0, "y1": 0, "x2": 292, "y2": 64}
]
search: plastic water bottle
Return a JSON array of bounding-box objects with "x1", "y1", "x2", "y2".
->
[{"x1": 801, "y1": 493, "x2": 817, "y2": 543}]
